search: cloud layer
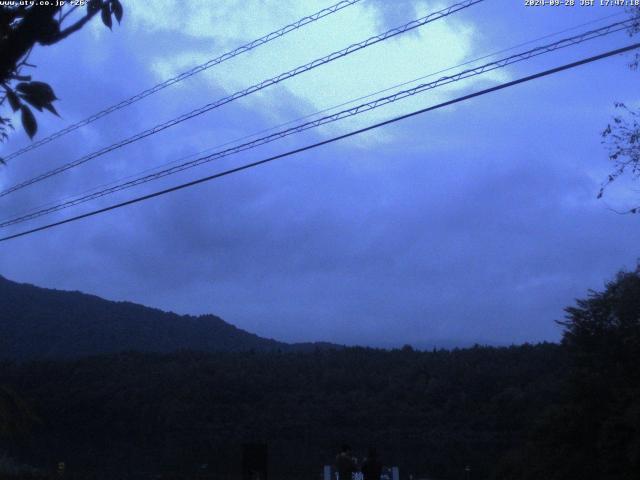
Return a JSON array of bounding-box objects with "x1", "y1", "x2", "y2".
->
[{"x1": 0, "y1": 1, "x2": 638, "y2": 347}]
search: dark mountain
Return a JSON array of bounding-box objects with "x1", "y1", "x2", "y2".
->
[{"x1": 0, "y1": 275, "x2": 329, "y2": 360}]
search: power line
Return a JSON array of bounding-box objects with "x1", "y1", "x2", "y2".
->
[
  {"x1": 8, "y1": 12, "x2": 618, "y2": 225},
  {"x1": 6, "y1": 9, "x2": 623, "y2": 224},
  {"x1": 7, "y1": 11, "x2": 626, "y2": 225},
  {"x1": 0, "y1": 18, "x2": 634, "y2": 229},
  {"x1": 0, "y1": 0, "x2": 485, "y2": 198},
  {"x1": 0, "y1": 0, "x2": 364, "y2": 163},
  {"x1": 1, "y1": 42, "x2": 637, "y2": 243}
]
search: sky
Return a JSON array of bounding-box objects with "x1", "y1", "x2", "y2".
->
[{"x1": 0, "y1": 0, "x2": 639, "y2": 348}]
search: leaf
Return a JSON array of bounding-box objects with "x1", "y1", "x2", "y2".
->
[
  {"x1": 20, "y1": 105, "x2": 37, "y2": 139},
  {"x1": 6, "y1": 89, "x2": 21, "y2": 112},
  {"x1": 101, "y1": 3, "x2": 112, "y2": 29},
  {"x1": 43, "y1": 102, "x2": 60, "y2": 117},
  {"x1": 16, "y1": 81, "x2": 57, "y2": 100},
  {"x1": 15, "y1": 81, "x2": 57, "y2": 107},
  {"x1": 111, "y1": 0, "x2": 123, "y2": 23},
  {"x1": 0, "y1": 156, "x2": 5, "y2": 165},
  {"x1": 16, "y1": 81, "x2": 60, "y2": 116},
  {"x1": 20, "y1": 95, "x2": 43, "y2": 112}
]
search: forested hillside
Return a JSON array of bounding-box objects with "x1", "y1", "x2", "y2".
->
[
  {"x1": 1, "y1": 267, "x2": 638, "y2": 480},
  {"x1": 0, "y1": 344, "x2": 565, "y2": 480}
]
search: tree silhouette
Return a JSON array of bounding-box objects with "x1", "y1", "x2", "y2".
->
[
  {"x1": 0, "y1": 0, "x2": 123, "y2": 157},
  {"x1": 599, "y1": 8, "x2": 640, "y2": 212},
  {"x1": 503, "y1": 265, "x2": 640, "y2": 480}
]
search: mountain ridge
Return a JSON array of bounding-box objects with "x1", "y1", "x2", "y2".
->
[{"x1": 0, "y1": 274, "x2": 339, "y2": 360}]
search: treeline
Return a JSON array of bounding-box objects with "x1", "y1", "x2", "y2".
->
[
  {"x1": 1, "y1": 343, "x2": 565, "y2": 480},
  {"x1": 1, "y1": 266, "x2": 639, "y2": 480}
]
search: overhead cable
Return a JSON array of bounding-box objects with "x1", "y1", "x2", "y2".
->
[
  {"x1": 0, "y1": 0, "x2": 364, "y2": 162},
  {"x1": 1, "y1": 42, "x2": 637, "y2": 243},
  {"x1": 0, "y1": 0, "x2": 485, "y2": 198},
  {"x1": 0, "y1": 18, "x2": 634, "y2": 228}
]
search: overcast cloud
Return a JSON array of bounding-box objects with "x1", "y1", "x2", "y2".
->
[{"x1": 0, "y1": 0, "x2": 638, "y2": 347}]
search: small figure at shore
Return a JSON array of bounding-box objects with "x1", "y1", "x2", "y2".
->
[
  {"x1": 335, "y1": 444, "x2": 358, "y2": 480},
  {"x1": 361, "y1": 448, "x2": 383, "y2": 480}
]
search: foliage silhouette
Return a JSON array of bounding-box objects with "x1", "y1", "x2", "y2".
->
[
  {"x1": 599, "y1": 8, "x2": 640, "y2": 210},
  {"x1": 0, "y1": 0, "x2": 123, "y2": 154},
  {"x1": 496, "y1": 265, "x2": 640, "y2": 480}
]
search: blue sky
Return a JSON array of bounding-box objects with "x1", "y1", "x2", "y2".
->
[{"x1": 0, "y1": 0, "x2": 638, "y2": 347}]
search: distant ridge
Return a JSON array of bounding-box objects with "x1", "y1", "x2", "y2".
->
[{"x1": 0, "y1": 275, "x2": 339, "y2": 360}]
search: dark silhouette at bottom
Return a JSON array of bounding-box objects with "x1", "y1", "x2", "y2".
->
[
  {"x1": 361, "y1": 448, "x2": 383, "y2": 480},
  {"x1": 335, "y1": 445, "x2": 358, "y2": 480}
]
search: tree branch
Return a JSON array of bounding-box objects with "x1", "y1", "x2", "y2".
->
[
  {"x1": 40, "y1": 7, "x2": 100, "y2": 45},
  {"x1": 0, "y1": 6, "x2": 59, "y2": 84},
  {"x1": 59, "y1": 5, "x2": 80, "y2": 25}
]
